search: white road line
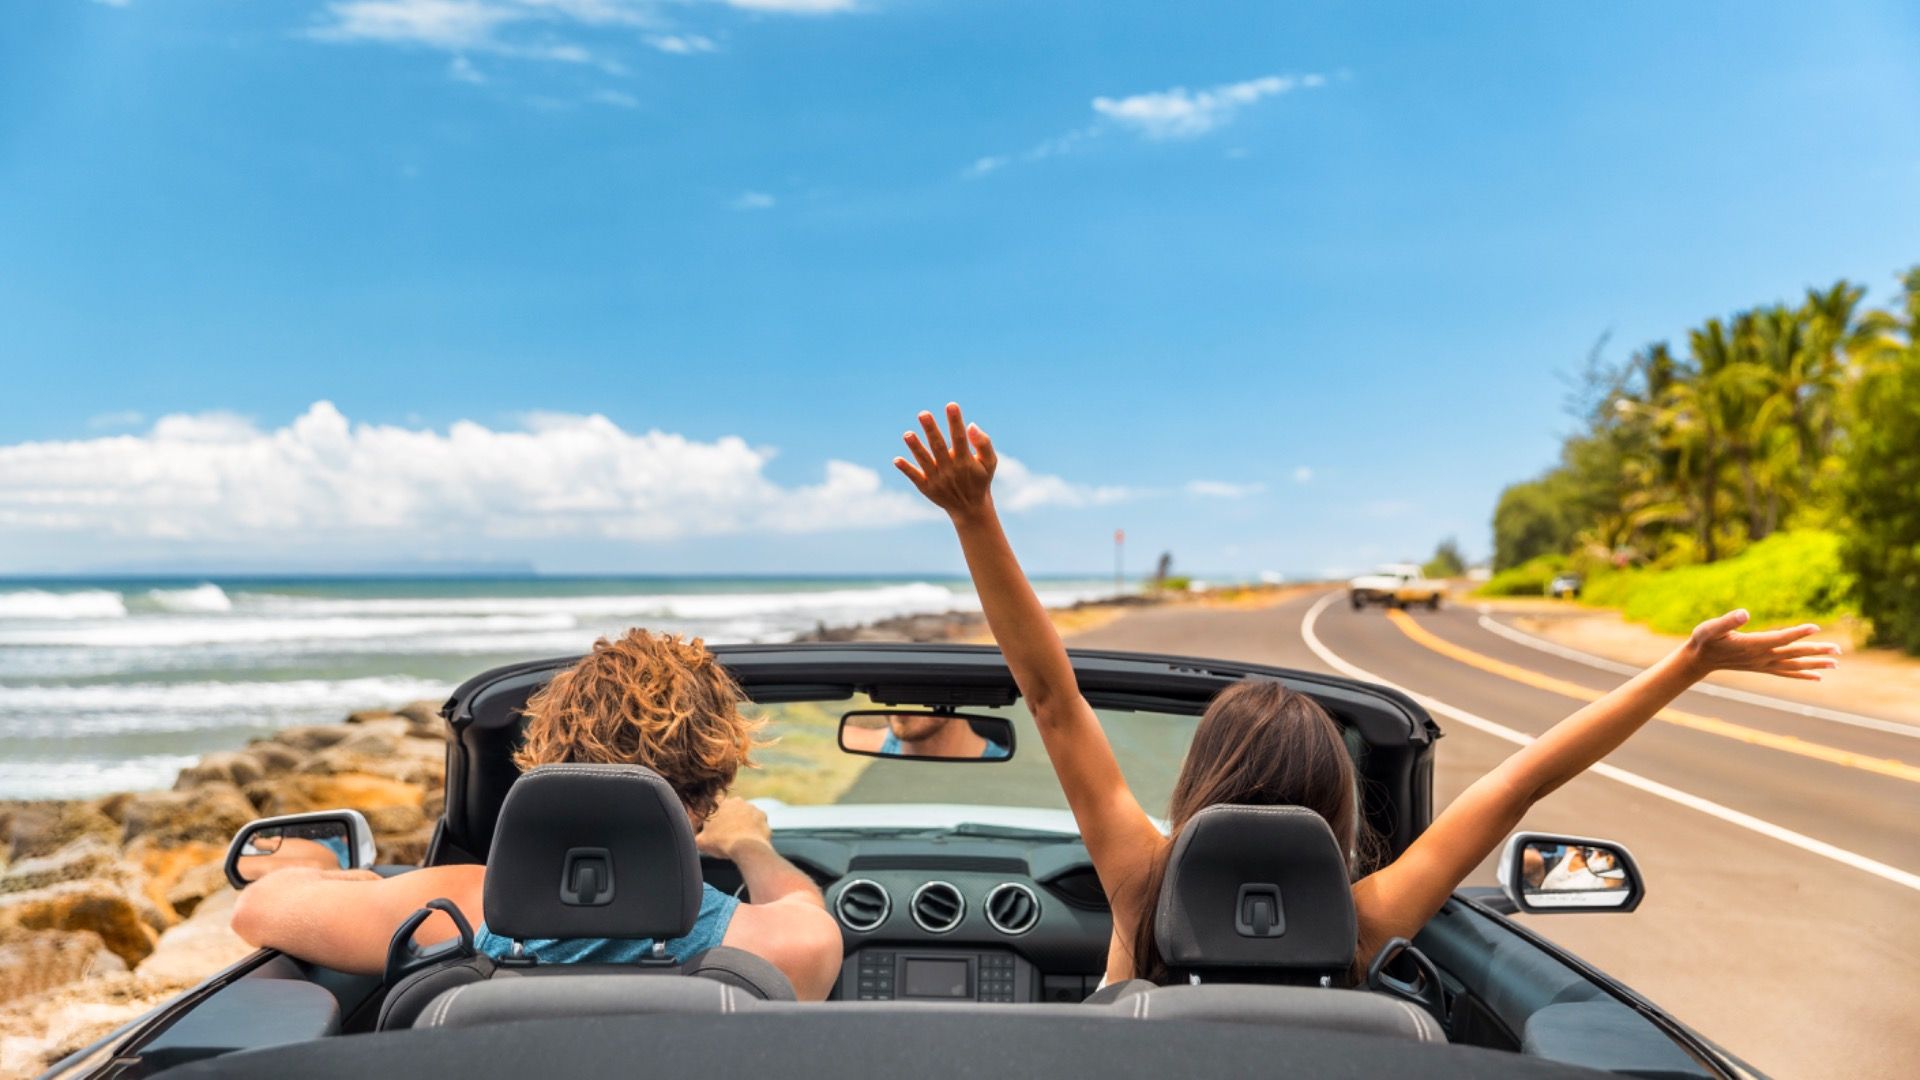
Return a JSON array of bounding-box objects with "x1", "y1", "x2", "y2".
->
[
  {"x1": 1301, "y1": 592, "x2": 1920, "y2": 894},
  {"x1": 1472, "y1": 608, "x2": 1920, "y2": 740}
]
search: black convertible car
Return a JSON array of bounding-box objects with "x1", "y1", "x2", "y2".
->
[{"x1": 45, "y1": 644, "x2": 1748, "y2": 1079}]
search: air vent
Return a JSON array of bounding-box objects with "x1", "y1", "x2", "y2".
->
[
  {"x1": 835, "y1": 879, "x2": 891, "y2": 933},
  {"x1": 910, "y1": 881, "x2": 965, "y2": 934},
  {"x1": 984, "y1": 882, "x2": 1040, "y2": 936}
]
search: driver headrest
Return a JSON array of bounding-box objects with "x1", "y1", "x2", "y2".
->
[
  {"x1": 482, "y1": 764, "x2": 701, "y2": 942},
  {"x1": 1153, "y1": 805, "x2": 1357, "y2": 979}
]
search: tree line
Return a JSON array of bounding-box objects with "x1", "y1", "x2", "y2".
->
[{"x1": 1490, "y1": 267, "x2": 1920, "y2": 652}]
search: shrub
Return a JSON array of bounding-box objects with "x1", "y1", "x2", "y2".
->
[
  {"x1": 1477, "y1": 554, "x2": 1567, "y2": 597},
  {"x1": 1581, "y1": 530, "x2": 1854, "y2": 635},
  {"x1": 1840, "y1": 321, "x2": 1920, "y2": 653}
]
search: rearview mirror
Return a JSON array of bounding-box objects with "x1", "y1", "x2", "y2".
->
[
  {"x1": 1497, "y1": 832, "x2": 1643, "y2": 913},
  {"x1": 839, "y1": 710, "x2": 1015, "y2": 762},
  {"x1": 224, "y1": 810, "x2": 376, "y2": 889}
]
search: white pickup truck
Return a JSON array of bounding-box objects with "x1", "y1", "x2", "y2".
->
[{"x1": 1348, "y1": 563, "x2": 1447, "y2": 610}]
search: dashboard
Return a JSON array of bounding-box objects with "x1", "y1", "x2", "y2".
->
[{"x1": 700, "y1": 827, "x2": 1113, "y2": 1004}]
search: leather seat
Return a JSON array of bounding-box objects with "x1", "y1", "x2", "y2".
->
[{"x1": 377, "y1": 764, "x2": 793, "y2": 1029}]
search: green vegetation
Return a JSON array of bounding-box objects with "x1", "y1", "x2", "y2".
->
[
  {"x1": 1479, "y1": 553, "x2": 1568, "y2": 597},
  {"x1": 1485, "y1": 267, "x2": 1920, "y2": 652},
  {"x1": 1422, "y1": 537, "x2": 1467, "y2": 580},
  {"x1": 731, "y1": 698, "x2": 873, "y2": 805}
]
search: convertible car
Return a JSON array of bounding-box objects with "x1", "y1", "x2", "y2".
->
[{"x1": 46, "y1": 644, "x2": 1747, "y2": 1079}]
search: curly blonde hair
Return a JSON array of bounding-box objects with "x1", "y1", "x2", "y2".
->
[{"x1": 513, "y1": 629, "x2": 760, "y2": 820}]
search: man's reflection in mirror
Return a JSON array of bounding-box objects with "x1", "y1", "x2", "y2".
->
[{"x1": 845, "y1": 714, "x2": 1009, "y2": 759}]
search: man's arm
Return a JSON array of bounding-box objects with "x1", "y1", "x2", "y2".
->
[
  {"x1": 699, "y1": 798, "x2": 843, "y2": 1000},
  {"x1": 229, "y1": 864, "x2": 487, "y2": 975}
]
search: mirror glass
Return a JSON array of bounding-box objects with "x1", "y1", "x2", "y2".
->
[
  {"x1": 232, "y1": 820, "x2": 354, "y2": 882},
  {"x1": 839, "y1": 710, "x2": 1015, "y2": 762},
  {"x1": 1517, "y1": 840, "x2": 1633, "y2": 907}
]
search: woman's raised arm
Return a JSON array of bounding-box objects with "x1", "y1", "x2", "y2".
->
[
  {"x1": 893, "y1": 404, "x2": 1163, "y2": 900},
  {"x1": 1351, "y1": 610, "x2": 1838, "y2": 961}
]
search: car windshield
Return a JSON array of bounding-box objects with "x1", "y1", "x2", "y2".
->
[{"x1": 733, "y1": 695, "x2": 1197, "y2": 823}]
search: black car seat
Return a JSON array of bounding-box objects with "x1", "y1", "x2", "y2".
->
[
  {"x1": 376, "y1": 764, "x2": 793, "y2": 1029},
  {"x1": 1081, "y1": 804, "x2": 1445, "y2": 1042}
]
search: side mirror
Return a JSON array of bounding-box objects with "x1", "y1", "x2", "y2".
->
[
  {"x1": 1497, "y1": 832, "x2": 1643, "y2": 913},
  {"x1": 224, "y1": 810, "x2": 377, "y2": 889},
  {"x1": 838, "y1": 710, "x2": 1016, "y2": 762}
]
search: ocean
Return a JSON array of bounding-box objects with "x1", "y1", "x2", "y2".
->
[{"x1": 0, "y1": 575, "x2": 1116, "y2": 799}]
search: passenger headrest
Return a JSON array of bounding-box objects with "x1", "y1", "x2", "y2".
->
[
  {"x1": 1153, "y1": 805, "x2": 1357, "y2": 979},
  {"x1": 483, "y1": 764, "x2": 701, "y2": 943}
]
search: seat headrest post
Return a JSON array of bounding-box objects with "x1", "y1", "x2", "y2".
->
[
  {"x1": 1153, "y1": 805, "x2": 1358, "y2": 983},
  {"x1": 482, "y1": 764, "x2": 702, "y2": 942}
]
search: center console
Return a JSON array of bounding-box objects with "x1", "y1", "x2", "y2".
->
[{"x1": 844, "y1": 949, "x2": 1033, "y2": 1003}]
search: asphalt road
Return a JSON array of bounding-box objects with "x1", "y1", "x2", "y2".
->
[{"x1": 1065, "y1": 590, "x2": 1920, "y2": 1080}]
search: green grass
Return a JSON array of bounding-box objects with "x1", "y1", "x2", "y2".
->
[
  {"x1": 731, "y1": 698, "x2": 875, "y2": 805},
  {"x1": 1476, "y1": 554, "x2": 1568, "y2": 597},
  {"x1": 1578, "y1": 530, "x2": 1855, "y2": 634}
]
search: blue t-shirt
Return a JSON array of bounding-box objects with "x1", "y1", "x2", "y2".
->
[
  {"x1": 879, "y1": 730, "x2": 1010, "y2": 759},
  {"x1": 473, "y1": 882, "x2": 739, "y2": 965}
]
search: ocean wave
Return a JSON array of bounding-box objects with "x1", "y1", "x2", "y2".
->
[
  {"x1": 0, "y1": 612, "x2": 579, "y2": 648},
  {"x1": 0, "y1": 754, "x2": 203, "y2": 799},
  {"x1": 0, "y1": 675, "x2": 449, "y2": 715},
  {"x1": 0, "y1": 588, "x2": 128, "y2": 619},
  {"x1": 231, "y1": 581, "x2": 963, "y2": 619},
  {"x1": 144, "y1": 582, "x2": 234, "y2": 613}
]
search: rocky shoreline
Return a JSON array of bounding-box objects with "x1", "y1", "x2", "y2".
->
[{"x1": 0, "y1": 703, "x2": 449, "y2": 1076}]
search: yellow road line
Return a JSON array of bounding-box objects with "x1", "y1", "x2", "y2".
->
[{"x1": 1384, "y1": 609, "x2": 1920, "y2": 785}]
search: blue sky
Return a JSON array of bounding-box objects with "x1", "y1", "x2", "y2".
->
[{"x1": 2, "y1": 0, "x2": 1917, "y2": 576}]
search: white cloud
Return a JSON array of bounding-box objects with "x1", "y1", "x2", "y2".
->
[
  {"x1": 647, "y1": 33, "x2": 717, "y2": 54},
  {"x1": 589, "y1": 88, "x2": 639, "y2": 107},
  {"x1": 731, "y1": 191, "x2": 776, "y2": 210},
  {"x1": 448, "y1": 55, "x2": 487, "y2": 82},
  {"x1": 968, "y1": 72, "x2": 1325, "y2": 177},
  {"x1": 1292, "y1": 466, "x2": 1313, "y2": 484},
  {"x1": 0, "y1": 403, "x2": 1117, "y2": 557},
  {"x1": 310, "y1": 0, "x2": 520, "y2": 50},
  {"x1": 723, "y1": 0, "x2": 856, "y2": 11},
  {"x1": 1185, "y1": 480, "x2": 1264, "y2": 499},
  {"x1": 1093, "y1": 75, "x2": 1304, "y2": 139},
  {"x1": 86, "y1": 410, "x2": 145, "y2": 431}
]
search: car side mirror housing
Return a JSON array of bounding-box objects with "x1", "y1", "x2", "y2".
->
[
  {"x1": 224, "y1": 809, "x2": 377, "y2": 889},
  {"x1": 1497, "y1": 831, "x2": 1644, "y2": 914},
  {"x1": 838, "y1": 709, "x2": 1016, "y2": 762}
]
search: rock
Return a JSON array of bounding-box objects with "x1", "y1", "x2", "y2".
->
[
  {"x1": 172, "y1": 751, "x2": 266, "y2": 792},
  {"x1": 0, "y1": 838, "x2": 122, "y2": 895},
  {"x1": 271, "y1": 725, "x2": 354, "y2": 753},
  {"x1": 346, "y1": 708, "x2": 402, "y2": 725},
  {"x1": 0, "y1": 928, "x2": 114, "y2": 1009},
  {"x1": 378, "y1": 827, "x2": 435, "y2": 868},
  {"x1": 132, "y1": 889, "x2": 250, "y2": 988},
  {"x1": 248, "y1": 774, "x2": 423, "y2": 818},
  {"x1": 363, "y1": 804, "x2": 426, "y2": 837},
  {"x1": 421, "y1": 789, "x2": 445, "y2": 821},
  {"x1": 92, "y1": 792, "x2": 135, "y2": 825},
  {"x1": 0, "y1": 802, "x2": 118, "y2": 862},
  {"x1": 120, "y1": 785, "x2": 256, "y2": 849},
  {"x1": 243, "y1": 742, "x2": 303, "y2": 777},
  {"x1": 0, "y1": 880, "x2": 157, "y2": 968},
  {"x1": 163, "y1": 863, "x2": 229, "y2": 920},
  {"x1": 398, "y1": 699, "x2": 443, "y2": 727}
]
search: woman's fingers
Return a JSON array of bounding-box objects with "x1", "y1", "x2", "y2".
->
[
  {"x1": 903, "y1": 431, "x2": 937, "y2": 472},
  {"x1": 968, "y1": 424, "x2": 997, "y2": 469},
  {"x1": 1746, "y1": 623, "x2": 1821, "y2": 646},
  {"x1": 1695, "y1": 609, "x2": 1751, "y2": 640},
  {"x1": 1770, "y1": 656, "x2": 1839, "y2": 672},
  {"x1": 919, "y1": 410, "x2": 952, "y2": 460},
  {"x1": 945, "y1": 403, "x2": 970, "y2": 459},
  {"x1": 1770, "y1": 641, "x2": 1843, "y2": 660},
  {"x1": 1768, "y1": 670, "x2": 1825, "y2": 681},
  {"x1": 893, "y1": 457, "x2": 928, "y2": 488}
]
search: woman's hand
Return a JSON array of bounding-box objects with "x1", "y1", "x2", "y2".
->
[
  {"x1": 696, "y1": 796, "x2": 772, "y2": 861},
  {"x1": 1681, "y1": 610, "x2": 1841, "y2": 680},
  {"x1": 893, "y1": 402, "x2": 998, "y2": 520}
]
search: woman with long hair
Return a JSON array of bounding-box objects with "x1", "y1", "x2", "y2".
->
[{"x1": 893, "y1": 402, "x2": 1838, "y2": 984}]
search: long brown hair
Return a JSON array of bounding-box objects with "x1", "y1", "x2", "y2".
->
[
  {"x1": 515, "y1": 629, "x2": 761, "y2": 821},
  {"x1": 1126, "y1": 679, "x2": 1375, "y2": 982}
]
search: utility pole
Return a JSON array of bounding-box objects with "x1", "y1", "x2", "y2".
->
[{"x1": 1113, "y1": 528, "x2": 1125, "y2": 596}]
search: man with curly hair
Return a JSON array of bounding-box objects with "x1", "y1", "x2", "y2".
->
[{"x1": 232, "y1": 630, "x2": 844, "y2": 999}]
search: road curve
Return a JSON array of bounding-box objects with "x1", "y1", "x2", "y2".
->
[{"x1": 1065, "y1": 589, "x2": 1920, "y2": 1080}]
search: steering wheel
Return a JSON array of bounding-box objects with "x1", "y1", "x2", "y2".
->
[{"x1": 1364, "y1": 936, "x2": 1447, "y2": 1026}]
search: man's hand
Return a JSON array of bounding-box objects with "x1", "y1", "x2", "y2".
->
[
  {"x1": 893, "y1": 402, "x2": 998, "y2": 520},
  {"x1": 1682, "y1": 610, "x2": 1840, "y2": 680},
  {"x1": 696, "y1": 796, "x2": 772, "y2": 861}
]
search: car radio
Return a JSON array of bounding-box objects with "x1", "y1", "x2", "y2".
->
[{"x1": 844, "y1": 949, "x2": 1030, "y2": 1003}]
